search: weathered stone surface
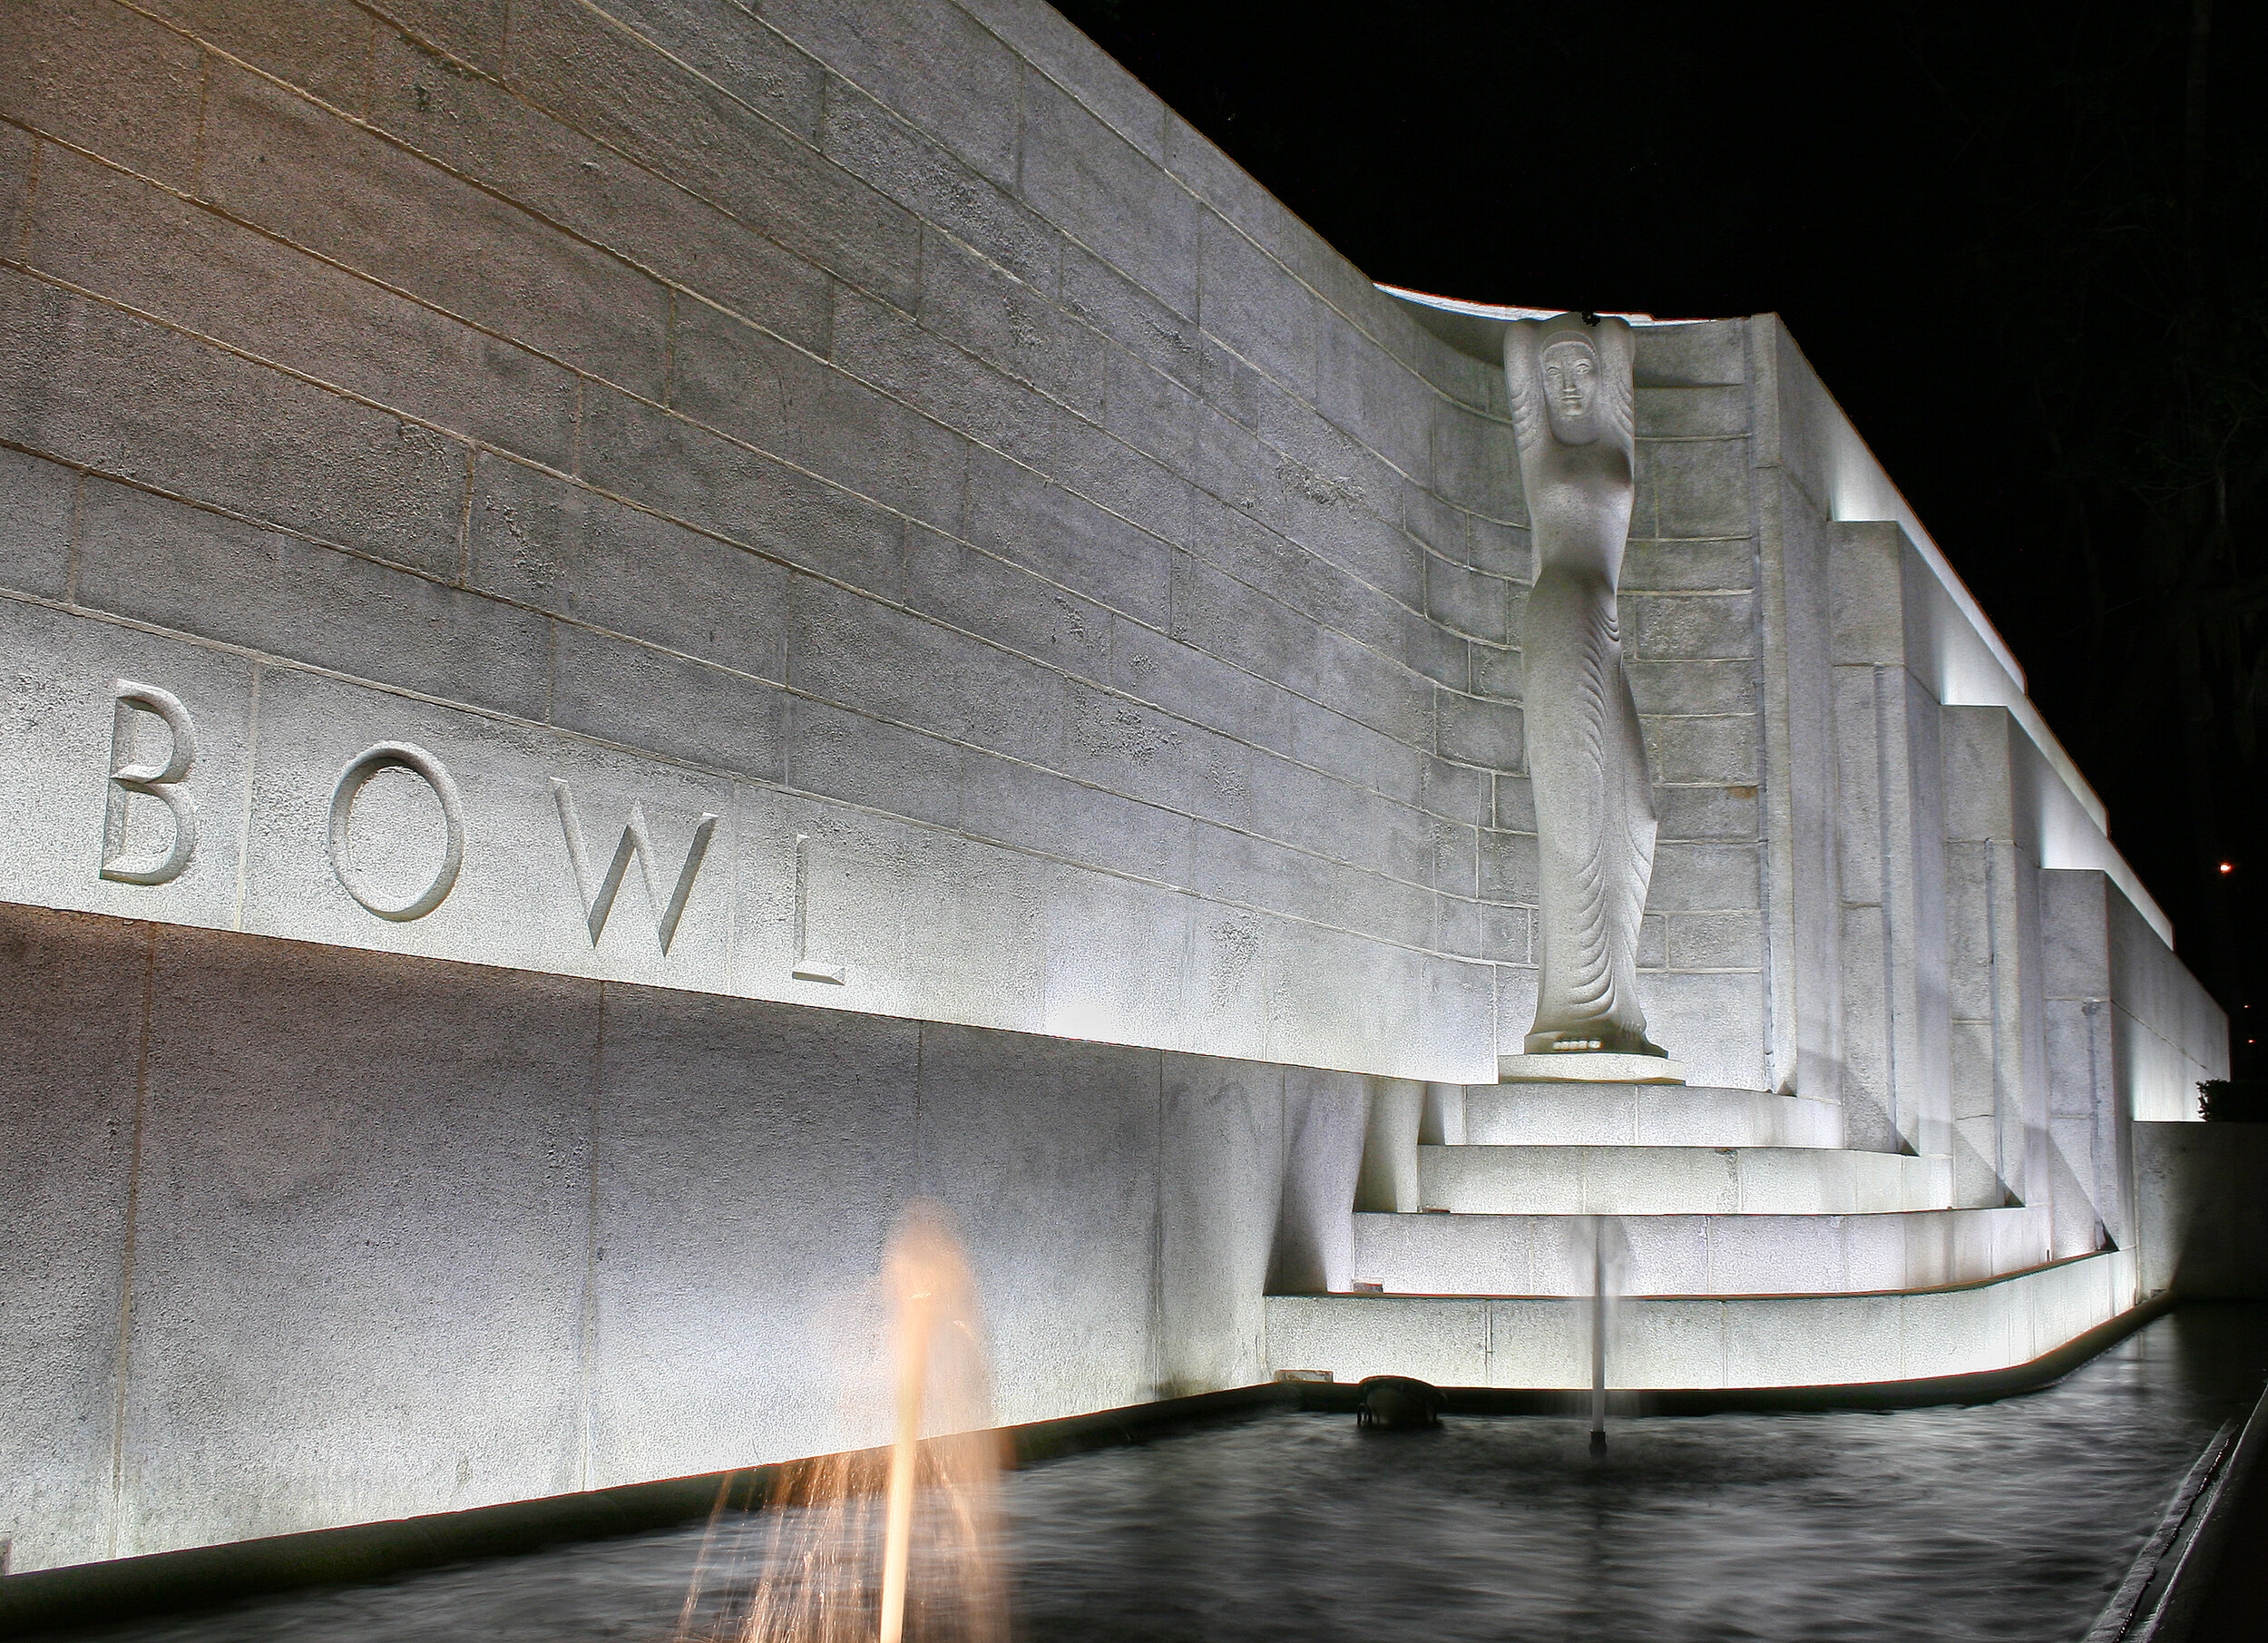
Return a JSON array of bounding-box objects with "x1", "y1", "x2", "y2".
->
[
  {"x1": 959, "y1": 0, "x2": 1166, "y2": 162},
  {"x1": 0, "y1": 0, "x2": 203, "y2": 189},
  {"x1": 0, "y1": 445, "x2": 78, "y2": 602},
  {"x1": 145, "y1": 0, "x2": 376, "y2": 109},
  {"x1": 364, "y1": 0, "x2": 511, "y2": 73},
  {"x1": 501, "y1": 0, "x2": 914, "y2": 306},
  {"x1": 824, "y1": 76, "x2": 1056, "y2": 288},
  {"x1": 587, "y1": 985, "x2": 921, "y2": 1482},
  {"x1": 587, "y1": 0, "x2": 825, "y2": 135},
  {"x1": 200, "y1": 62, "x2": 674, "y2": 397},
  {"x1": 1198, "y1": 213, "x2": 1318, "y2": 396},
  {"x1": 114, "y1": 932, "x2": 594, "y2": 1556},
  {"x1": 767, "y1": 0, "x2": 1021, "y2": 187},
  {"x1": 577, "y1": 383, "x2": 909, "y2": 598},
  {"x1": 1437, "y1": 690, "x2": 1523, "y2": 771},
  {"x1": 1062, "y1": 239, "x2": 1259, "y2": 427},
  {"x1": 74, "y1": 481, "x2": 550, "y2": 719},
  {"x1": 545, "y1": 621, "x2": 787, "y2": 780},
  {"x1": 466, "y1": 455, "x2": 791, "y2": 682},
  {"x1": 0, "y1": 273, "x2": 471, "y2": 575},
  {"x1": 367, "y1": 30, "x2": 834, "y2": 348},
  {"x1": 916, "y1": 230, "x2": 1106, "y2": 415},
  {"x1": 1018, "y1": 65, "x2": 1198, "y2": 317},
  {"x1": 784, "y1": 695, "x2": 965, "y2": 830},
  {"x1": 0, "y1": 907, "x2": 144, "y2": 1573},
  {"x1": 961, "y1": 444, "x2": 1173, "y2": 627},
  {"x1": 1647, "y1": 714, "x2": 1761, "y2": 785},
  {"x1": 31, "y1": 144, "x2": 582, "y2": 469}
]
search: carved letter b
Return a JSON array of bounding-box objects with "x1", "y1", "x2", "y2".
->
[{"x1": 101, "y1": 680, "x2": 198, "y2": 885}]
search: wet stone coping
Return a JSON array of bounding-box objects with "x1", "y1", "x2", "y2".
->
[{"x1": 2087, "y1": 1343, "x2": 2268, "y2": 1641}]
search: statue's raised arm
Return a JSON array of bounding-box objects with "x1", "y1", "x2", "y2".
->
[
  {"x1": 1503, "y1": 313, "x2": 1668, "y2": 1069},
  {"x1": 1503, "y1": 315, "x2": 1637, "y2": 575}
]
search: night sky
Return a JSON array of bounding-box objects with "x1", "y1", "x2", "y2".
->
[{"x1": 1057, "y1": 0, "x2": 2268, "y2": 1073}]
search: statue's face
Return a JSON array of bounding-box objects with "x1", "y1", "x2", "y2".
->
[{"x1": 1540, "y1": 337, "x2": 1600, "y2": 442}]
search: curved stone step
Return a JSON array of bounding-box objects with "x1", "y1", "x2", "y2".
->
[
  {"x1": 1419, "y1": 1144, "x2": 1954, "y2": 1215},
  {"x1": 1497, "y1": 1051, "x2": 1686, "y2": 1083},
  {"x1": 1266, "y1": 1249, "x2": 2136, "y2": 1391},
  {"x1": 1351, "y1": 1205, "x2": 2055, "y2": 1297},
  {"x1": 1461, "y1": 1083, "x2": 1845, "y2": 1149}
]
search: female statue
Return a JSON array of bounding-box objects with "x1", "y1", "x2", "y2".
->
[{"x1": 1504, "y1": 313, "x2": 1667, "y2": 1061}]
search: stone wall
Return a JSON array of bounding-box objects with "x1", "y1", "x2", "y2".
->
[
  {"x1": 2135, "y1": 1122, "x2": 2268, "y2": 1299},
  {"x1": 0, "y1": 0, "x2": 1764, "y2": 1573},
  {"x1": 0, "y1": 0, "x2": 1782, "y2": 1090},
  {"x1": 0, "y1": 900, "x2": 1364, "y2": 1571}
]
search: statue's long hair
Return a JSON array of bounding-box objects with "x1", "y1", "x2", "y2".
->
[{"x1": 1502, "y1": 315, "x2": 1637, "y2": 474}]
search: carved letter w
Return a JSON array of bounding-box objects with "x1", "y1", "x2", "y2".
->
[{"x1": 551, "y1": 779, "x2": 718, "y2": 954}]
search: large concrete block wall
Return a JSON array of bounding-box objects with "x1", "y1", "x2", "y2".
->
[
  {"x1": 0, "y1": 0, "x2": 1782, "y2": 1090},
  {"x1": 1752, "y1": 335, "x2": 2225, "y2": 1258},
  {"x1": 0, "y1": 900, "x2": 1365, "y2": 1572}
]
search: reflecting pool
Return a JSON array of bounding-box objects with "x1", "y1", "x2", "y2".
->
[{"x1": 49, "y1": 1306, "x2": 2268, "y2": 1643}]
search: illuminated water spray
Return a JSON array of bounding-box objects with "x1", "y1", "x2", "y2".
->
[
  {"x1": 873, "y1": 1204, "x2": 998, "y2": 1643},
  {"x1": 1589, "y1": 1214, "x2": 1628, "y2": 1455},
  {"x1": 678, "y1": 1202, "x2": 1004, "y2": 1643}
]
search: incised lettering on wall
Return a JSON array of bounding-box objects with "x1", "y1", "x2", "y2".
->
[{"x1": 99, "y1": 678, "x2": 839, "y2": 978}]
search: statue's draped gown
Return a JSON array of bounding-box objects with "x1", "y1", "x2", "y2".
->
[{"x1": 1505, "y1": 316, "x2": 1666, "y2": 1058}]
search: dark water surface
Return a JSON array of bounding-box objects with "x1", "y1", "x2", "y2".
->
[{"x1": 51, "y1": 1307, "x2": 2268, "y2": 1643}]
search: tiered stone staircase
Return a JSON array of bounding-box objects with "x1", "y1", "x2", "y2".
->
[{"x1": 1266, "y1": 1077, "x2": 2136, "y2": 1391}]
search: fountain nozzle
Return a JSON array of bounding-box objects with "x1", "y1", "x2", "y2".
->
[{"x1": 1356, "y1": 1375, "x2": 1444, "y2": 1430}]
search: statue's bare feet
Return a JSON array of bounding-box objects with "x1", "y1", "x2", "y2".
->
[{"x1": 1523, "y1": 1026, "x2": 1668, "y2": 1058}]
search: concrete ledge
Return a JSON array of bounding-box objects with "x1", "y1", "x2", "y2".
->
[
  {"x1": 1286, "y1": 1289, "x2": 2177, "y2": 1415},
  {"x1": 1418, "y1": 1143, "x2": 1955, "y2": 1215},
  {"x1": 1461, "y1": 1083, "x2": 1844, "y2": 1148},
  {"x1": 2084, "y1": 1358, "x2": 2268, "y2": 1641},
  {"x1": 1353, "y1": 1204, "x2": 2056, "y2": 1296},
  {"x1": 1266, "y1": 1249, "x2": 2140, "y2": 1387},
  {"x1": 1498, "y1": 1053, "x2": 1688, "y2": 1084},
  {"x1": 2164, "y1": 1357, "x2": 2268, "y2": 1639}
]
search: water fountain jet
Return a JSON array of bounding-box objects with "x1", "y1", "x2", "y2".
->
[
  {"x1": 1355, "y1": 1374, "x2": 1443, "y2": 1429},
  {"x1": 677, "y1": 1201, "x2": 1004, "y2": 1643},
  {"x1": 1588, "y1": 1214, "x2": 1628, "y2": 1456}
]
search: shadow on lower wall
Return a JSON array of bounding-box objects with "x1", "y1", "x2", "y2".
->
[
  {"x1": 0, "y1": 1296, "x2": 2178, "y2": 1639},
  {"x1": 2137, "y1": 1120, "x2": 2268, "y2": 1300}
]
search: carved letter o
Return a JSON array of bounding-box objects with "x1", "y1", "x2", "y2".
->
[{"x1": 326, "y1": 743, "x2": 464, "y2": 922}]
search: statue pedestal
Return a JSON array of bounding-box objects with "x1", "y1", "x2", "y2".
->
[{"x1": 1497, "y1": 1051, "x2": 1686, "y2": 1086}]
